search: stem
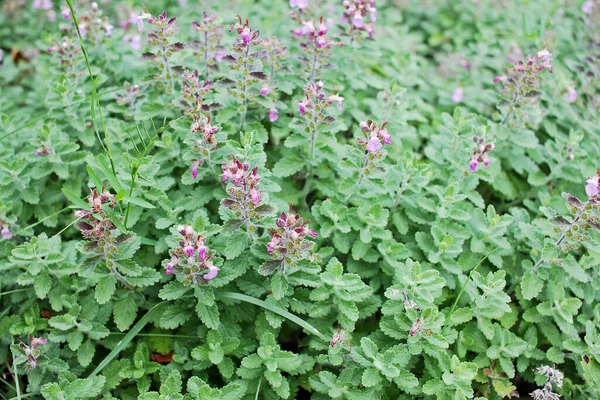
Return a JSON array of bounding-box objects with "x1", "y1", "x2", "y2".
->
[
  {"x1": 240, "y1": 45, "x2": 251, "y2": 130},
  {"x1": 447, "y1": 248, "x2": 500, "y2": 318},
  {"x1": 160, "y1": 42, "x2": 174, "y2": 93},
  {"x1": 11, "y1": 338, "x2": 21, "y2": 400},
  {"x1": 500, "y1": 92, "x2": 519, "y2": 125},
  {"x1": 393, "y1": 172, "x2": 412, "y2": 208},
  {"x1": 12, "y1": 206, "x2": 70, "y2": 236},
  {"x1": 255, "y1": 374, "x2": 263, "y2": 400},
  {"x1": 0, "y1": 288, "x2": 31, "y2": 298},
  {"x1": 310, "y1": 53, "x2": 317, "y2": 81},
  {"x1": 346, "y1": 152, "x2": 369, "y2": 204},
  {"x1": 66, "y1": 0, "x2": 118, "y2": 180},
  {"x1": 204, "y1": 31, "x2": 209, "y2": 79}
]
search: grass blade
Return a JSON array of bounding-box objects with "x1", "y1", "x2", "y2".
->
[
  {"x1": 218, "y1": 292, "x2": 329, "y2": 342},
  {"x1": 88, "y1": 301, "x2": 167, "y2": 377}
]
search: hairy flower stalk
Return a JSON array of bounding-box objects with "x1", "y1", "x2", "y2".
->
[
  {"x1": 227, "y1": 16, "x2": 266, "y2": 129},
  {"x1": 346, "y1": 119, "x2": 390, "y2": 202},
  {"x1": 47, "y1": 36, "x2": 80, "y2": 77},
  {"x1": 259, "y1": 36, "x2": 288, "y2": 120},
  {"x1": 19, "y1": 336, "x2": 48, "y2": 370},
  {"x1": 297, "y1": 81, "x2": 343, "y2": 190},
  {"x1": 295, "y1": 16, "x2": 342, "y2": 80},
  {"x1": 188, "y1": 115, "x2": 220, "y2": 179},
  {"x1": 220, "y1": 156, "x2": 271, "y2": 236},
  {"x1": 179, "y1": 69, "x2": 213, "y2": 115},
  {"x1": 75, "y1": 187, "x2": 134, "y2": 287},
  {"x1": 116, "y1": 82, "x2": 143, "y2": 112},
  {"x1": 191, "y1": 12, "x2": 224, "y2": 79},
  {"x1": 530, "y1": 365, "x2": 563, "y2": 400},
  {"x1": 494, "y1": 48, "x2": 553, "y2": 125},
  {"x1": 165, "y1": 225, "x2": 218, "y2": 284},
  {"x1": 263, "y1": 205, "x2": 317, "y2": 275},
  {"x1": 75, "y1": 2, "x2": 114, "y2": 46},
  {"x1": 140, "y1": 7, "x2": 184, "y2": 93}
]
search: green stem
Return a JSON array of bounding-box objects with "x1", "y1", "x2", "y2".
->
[
  {"x1": 0, "y1": 288, "x2": 31, "y2": 299},
  {"x1": 11, "y1": 337, "x2": 21, "y2": 400},
  {"x1": 12, "y1": 207, "x2": 70, "y2": 236},
  {"x1": 255, "y1": 374, "x2": 263, "y2": 400},
  {"x1": 65, "y1": 0, "x2": 118, "y2": 180},
  {"x1": 109, "y1": 332, "x2": 198, "y2": 339},
  {"x1": 447, "y1": 248, "x2": 500, "y2": 318},
  {"x1": 218, "y1": 292, "x2": 328, "y2": 342}
]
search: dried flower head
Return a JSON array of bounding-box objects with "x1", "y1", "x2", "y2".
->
[
  {"x1": 19, "y1": 335, "x2": 48, "y2": 370},
  {"x1": 530, "y1": 365, "x2": 563, "y2": 400}
]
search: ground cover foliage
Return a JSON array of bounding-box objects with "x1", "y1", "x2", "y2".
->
[{"x1": 1, "y1": 0, "x2": 600, "y2": 399}]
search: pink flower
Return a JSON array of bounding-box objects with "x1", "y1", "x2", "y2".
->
[
  {"x1": 583, "y1": 1, "x2": 594, "y2": 14},
  {"x1": 130, "y1": 35, "x2": 142, "y2": 50},
  {"x1": 586, "y1": 176, "x2": 599, "y2": 197},
  {"x1": 203, "y1": 266, "x2": 219, "y2": 280},
  {"x1": 250, "y1": 188, "x2": 261, "y2": 206},
  {"x1": 452, "y1": 87, "x2": 464, "y2": 103},
  {"x1": 165, "y1": 262, "x2": 174, "y2": 275},
  {"x1": 493, "y1": 75, "x2": 507, "y2": 83},
  {"x1": 482, "y1": 153, "x2": 490, "y2": 167},
  {"x1": 379, "y1": 128, "x2": 391, "y2": 145},
  {"x1": 1, "y1": 226, "x2": 12, "y2": 240},
  {"x1": 61, "y1": 8, "x2": 71, "y2": 19},
  {"x1": 352, "y1": 14, "x2": 364, "y2": 28},
  {"x1": 269, "y1": 108, "x2": 278, "y2": 122},
  {"x1": 290, "y1": 0, "x2": 308, "y2": 9},
  {"x1": 31, "y1": 337, "x2": 48, "y2": 346},
  {"x1": 366, "y1": 136, "x2": 382, "y2": 152},
  {"x1": 306, "y1": 228, "x2": 318, "y2": 238},
  {"x1": 469, "y1": 159, "x2": 478, "y2": 171},
  {"x1": 267, "y1": 242, "x2": 275, "y2": 253},
  {"x1": 197, "y1": 245, "x2": 208, "y2": 261},
  {"x1": 137, "y1": 12, "x2": 151, "y2": 32},
  {"x1": 184, "y1": 245, "x2": 194, "y2": 256},
  {"x1": 105, "y1": 24, "x2": 114, "y2": 36},
  {"x1": 318, "y1": 21, "x2": 328, "y2": 35},
  {"x1": 240, "y1": 26, "x2": 251, "y2": 45},
  {"x1": 329, "y1": 94, "x2": 344, "y2": 111},
  {"x1": 567, "y1": 87, "x2": 577, "y2": 102},
  {"x1": 260, "y1": 83, "x2": 268, "y2": 96},
  {"x1": 214, "y1": 49, "x2": 226, "y2": 62},
  {"x1": 298, "y1": 99, "x2": 308, "y2": 114},
  {"x1": 190, "y1": 160, "x2": 200, "y2": 180}
]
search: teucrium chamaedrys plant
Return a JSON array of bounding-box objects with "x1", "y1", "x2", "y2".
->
[{"x1": 1, "y1": 1, "x2": 600, "y2": 399}]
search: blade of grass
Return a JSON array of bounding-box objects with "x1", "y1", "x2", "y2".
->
[
  {"x1": 218, "y1": 292, "x2": 328, "y2": 342},
  {"x1": 88, "y1": 301, "x2": 167, "y2": 377},
  {"x1": 11, "y1": 338, "x2": 21, "y2": 400},
  {"x1": 65, "y1": 0, "x2": 118, "y2": 181}
]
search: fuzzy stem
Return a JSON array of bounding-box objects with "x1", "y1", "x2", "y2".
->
[
  {"x1": 240, "y1": 45, "x2": 251, "y2": 130},
  {"x1": 11, "y1": 337, "x2": 21, "y2": 400}
]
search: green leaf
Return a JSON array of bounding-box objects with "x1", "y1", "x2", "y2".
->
[
  {"x1": 95, "y1": 275, "x2": 117, "y2": 304},
  {"x1": 114, "y1": 294, "x2": 138, "y2": 331}
]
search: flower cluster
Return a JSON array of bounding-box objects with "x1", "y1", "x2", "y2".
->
[
  {"x1": 468, "y1": 135, "x2": 494, "y2": 172},
  {"x1": 295, "y1": 16, "x2": 342, "y2": 79},
  {"x1": 530, "y1": 365, "x2": 563, "y2": 400},
  {"x1": 298, "y1": 80, "x2": 343, "y2": 117},
  {"x1": 265, "y1": 205, "x2": 317, "y2": 273},
  {"x1": 189, "y1": 115, "x2": 220, "y2": 179},
  {"x1": 179, "y1": 70, "x2": 213, "y2": 115},
  {"x1": 19, "y1": 336, "x2": 48, "y2": 370},
  {"x1": 140, "y1": 8, "x2": 184, "y2": 93},
  {"x1": 226, "y1": 16, "x2": 266, "y2": 128},
  {"x1": 191, "y1": 12, "x2": 225, "y2": 79},
  {"x1": 165, "y1": 225, "x2": 218, "y2": 284},
  {"x1": 76, "y1": 2, "x2": 115, "y2": 45},
  {"x1": 493, "y1": 48, "x2": 553, "y2": 122},
  {"x1": 74, "y1": 187, "x2": 117, "y2": 241},
  {"x1": 34, "y1": 142, "x2": 53, "y2": 157},
  {"x1": 47, "y1": 36, "x2": 80, "y2": 76},
  {"x1": 341, "y1": 0, "x2": 377, "y2": 39},
  {"x1": 220, "y1": 156, "x2": 271, "y2": 231},
  {"x1": 359, "y1": 119, "x2": 390, "y2": 153}
]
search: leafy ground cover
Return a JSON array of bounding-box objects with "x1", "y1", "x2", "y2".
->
[{"x1": 1, "y1": 0, "x2": 600, "y2": 399}]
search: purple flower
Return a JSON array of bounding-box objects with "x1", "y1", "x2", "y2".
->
[
  {"x1": 197, "y1": 245, "x2": 208, "y2": 261},
  {"x1": 306, "y1": 228, "x2": 318, "y2": 238},
  {"x1": 214, "y1": 49, "x2": 226, "y2": 62},
  {"x1": 452, "y1": 87, "x2": 464, "y2": 103},
  {"x1": 352, "y1": 14, "x2": 364, "y2": 28},
  {"x1": 137, "y1": 12, "x2": 151, "y2": 32},
  {"x1": 105, "y1": 24, "x2": 114, "y2": 36},
  {"x1": 190, "y1": 160, "x2": 200, "y2": 180},
  {"x1": 269, "y1": 108, "x2": 278, "y2": 122},
  {"x1": 165, "y1": 262, "x2": 174, "y2": 275},
  {"x1": 184, "y1": 245, "x2": 194, "y2": 256},
  {"x1": 567, "y1": 87, "x2": 577, "y2": 102},
  {"x1": 260, "y1": 83, "x2": 268, "y2": 96},
  {"x1": 469, "y1": 159, "x2": 478, "y2": 171},
  {"x1": 298, "y1": 99, "x2": 308, "y2": 114},
  {"x1": 583, "y1": 1, "x2": 593, "y2": 14},
  {"x1": 203, "y1": 265, "x2": 219, "y2": 280},
  {"x1": 366, "y1": 136, "x2": 382, "y2": 153},
  {"x1": 329, "y1": 94, "x2": 344, "y2": 111},
  {"x1": 290, "y1": 0, "x2": 308, "y2": 9},
  {"x1": 1, "y1": 226, "x2": 12, "y2": 240},
  {"x1": 61, "y1": 8, "x2": 71, "y2": 19},
  {"x1": 379, "y1": 128, "x2": 391, "y2": 145},
  {"x1": 493, "y1": 75, "x2": 506, "y2": 83},
  {"x1": 130, "y1": 35, "x2": 142, "y2": 50},
  {"x1": 586, "y1": 176, "x2": 599, "y2": 197}
]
